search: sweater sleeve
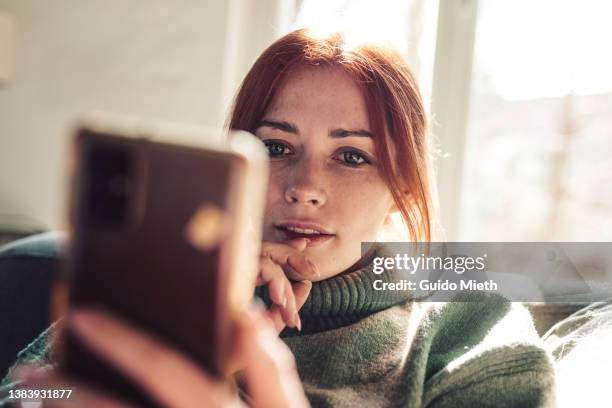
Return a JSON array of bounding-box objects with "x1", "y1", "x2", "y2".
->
[
  {"x1": 0, "y1": 322, "x2": 58, "y2": 407},
  {"x1": 421, "y1": 297, "x2": 556, "y2": 407}
]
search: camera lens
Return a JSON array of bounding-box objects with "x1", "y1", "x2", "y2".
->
[
  {"x1": 83, "y1": 138, "x2": 134, "y2": 227},
  {"x1": 108, "y1": 175, "x2": 132, "y2": 197}
]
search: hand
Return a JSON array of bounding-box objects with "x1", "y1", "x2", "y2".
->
[
  {"x1": 18, "y1": 308, "x2": 310, "y2": 408},
  {"x1": 258, "y1": 238, "x2": 319, "y2": 332}
]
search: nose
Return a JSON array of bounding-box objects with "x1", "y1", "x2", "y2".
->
[
  {"x1": 285, "y1": 185, "x2": 326, "y2": 206},
  {"x1": 284, "y1": 160, "x2": 327, "y2": 207}
]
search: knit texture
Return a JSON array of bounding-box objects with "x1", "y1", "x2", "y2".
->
[
  {"x1": 259, "y1": 246, "x2": 556, "y2": 407},
  {"x1": 2, "y1": 246, "x2": 556, "y2": 407},
  {"x1": 0, "y1": 321, "x2": 58, "y2": 407}
]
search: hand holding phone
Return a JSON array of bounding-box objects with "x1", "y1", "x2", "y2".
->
[
  {"x1": 20, "y1": 307, "x2": 310, "y2": 408},
  {"x1": 59, "y1": 114, "x2": 268, "y2": 406}
]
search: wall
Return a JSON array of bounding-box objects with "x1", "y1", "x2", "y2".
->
[{"x1": 0, "y1": 0, "x2": 235, "y2": 230}]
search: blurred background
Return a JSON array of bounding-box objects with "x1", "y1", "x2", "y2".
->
[{"x1": 0, "y1": 0, "x2": 610, "y2": 243}]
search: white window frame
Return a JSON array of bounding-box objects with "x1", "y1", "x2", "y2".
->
[{"x1": 430, "y1": 0, "x2": 479, "y2": 241}]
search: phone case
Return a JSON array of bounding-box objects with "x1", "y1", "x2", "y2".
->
[{"x1": 59, "y1": 115, "x2": 267, "y2": 406}]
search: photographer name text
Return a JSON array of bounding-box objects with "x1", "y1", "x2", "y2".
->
[
  {"x1": 371, "y1": 254, "x2": 498, "y2": 292},
  {"x1": 373, "y1": 279, "x2": 498, "y2": 291}
]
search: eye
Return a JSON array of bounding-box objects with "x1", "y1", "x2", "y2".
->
[
  {"x1": 335, "y1": 150, "x2": 371, "y2": 167},
  {"x1": 263, "y1": 140, "x2": 292, "y2": 157}
]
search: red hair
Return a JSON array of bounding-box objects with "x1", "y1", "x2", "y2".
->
[{"x1": 228, "y1": 29, "x2": 433, "y2": 241}]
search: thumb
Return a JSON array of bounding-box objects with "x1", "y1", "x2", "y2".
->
[
  {"x1": 237, "y1": 307, "x2": 310, "y2": 408},
  {"x1": 293, "y1": 280, "x2": 313, "y2": 309}
]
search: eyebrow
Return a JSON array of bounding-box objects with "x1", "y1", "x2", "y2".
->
[
  {"x1": 258, "y1": 119, "x2": 373, "y2": 138},
  {"x1": 259, "y1": 119, "x2": 298, "y2": 134}
]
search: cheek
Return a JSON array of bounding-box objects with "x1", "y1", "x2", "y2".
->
[
  {"x1": 345, "y1": 199, "x2": 390, "y2": 240},
  {"x1": 331, "y1": 172, "x2": 392, "y2": 235},
  {"x1": 263, "y1": 170, "x2": 285, "y2": 220}
]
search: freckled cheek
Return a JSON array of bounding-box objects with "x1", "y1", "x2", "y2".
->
[
  {"x1": 329, "y1": 168, "x2": 388, "y2": 202},
  {"x1": 266, "y1": 165, "x2": 289, "y2": 199},
  {"x1": 262, "y1": 171, "x2": 286, "y2": 229},
  {"x1": 333, "y1": 177, "x2": 392, "y2": 240}
]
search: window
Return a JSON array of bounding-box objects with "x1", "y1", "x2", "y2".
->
[
  {"x1": 459, "y1": 0, "x2": 612, "y2": 241},
  {"x1": 292, "y1": 0, "x2": 438, "y2": 108}
]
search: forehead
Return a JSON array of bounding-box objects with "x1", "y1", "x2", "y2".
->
[{"x1": 265, "y1": 65, "x2": 370, "y2": 128}]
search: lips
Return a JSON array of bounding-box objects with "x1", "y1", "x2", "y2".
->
[{"x1": 274, "y1": 221, "x2": 335, "y2": 247}]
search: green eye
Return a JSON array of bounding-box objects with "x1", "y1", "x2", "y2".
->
[{"x1": 264, "y1": 141, "x2": 289, "y2": 157}]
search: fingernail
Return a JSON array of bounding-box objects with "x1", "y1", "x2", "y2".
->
[
  {"x1": 294, "y1": 312, "x2": 302, "y2": 331},
  {"x1": 282, "y1": 296, "x2": 288, "y2": 308},
  {"x1": 300, "y1": 280, "x2": 313, "y2": 289},
  {"x1": 308, "y1": 260, "x2": 320, "y2": 277}
]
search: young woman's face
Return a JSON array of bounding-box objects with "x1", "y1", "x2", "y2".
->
[{"x1": 256, "y1": 66, "x2": 395, "y2": 280}]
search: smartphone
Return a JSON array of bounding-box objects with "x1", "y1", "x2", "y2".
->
[{"x1": 58, "y1": 114, "x2": 268, "y2": 406}]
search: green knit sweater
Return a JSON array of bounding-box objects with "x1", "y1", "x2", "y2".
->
[
  {"x1": 1, "y1": 250, "x2": 556, "y2": 407},
  {"x1": 260, "y1": 246, "x2": 556, "y2": 407}
]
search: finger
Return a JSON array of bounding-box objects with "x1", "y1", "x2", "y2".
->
[
  {"x1": 259, "y1": 257, "x2": 296, "y2": 329},
  {"x1": 284, "y1": 238, "x2": 308, "y2": 251},
  {"x1": 17, "y1": 367, "x2": 132, "y2": 408},
  {"x1": 267, "y1": 280, "x2": 312, "y2": 333},
  {"x1": 261, "y1": 242, "x2": 319, "y2": 280},
  {"x1": 237, "y1": 308, "x2": 309, "y2": 408},
  {"x1": 284, "y1": 281, "x2": 299, "y2": 330},
  {"x1": 293, "y1": 280, "x2": 313, "y2": 309},
  {"x1": 260, "y1": 256, "x2": 287, "y2": 308},
  {"x1": 281, "y1": 238, "x2": 316, "y2": 282},
  {"x1": 68, "y1": 310, "x2": 240, "y2": 408}
]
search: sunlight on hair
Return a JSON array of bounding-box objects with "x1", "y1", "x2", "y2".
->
[
  {"x1": 378, "y1": 211, "x2": 410, "y2": 242},
  {"x1": 290, "y1": 0, "x2": 438, "y2": 113},
  {"x1": 292, "y1": 0, "x2": 412, "y2": 52}
]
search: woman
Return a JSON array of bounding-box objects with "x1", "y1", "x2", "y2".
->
[{"x1": 0, "y1": 29, "x2": 555, "y2": 407}]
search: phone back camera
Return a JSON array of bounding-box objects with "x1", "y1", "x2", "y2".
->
[{"x1": 84, "y1": 141, "x2": 134, "y2": 227}]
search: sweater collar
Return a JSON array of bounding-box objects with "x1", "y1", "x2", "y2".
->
[{"x1": 281, "y1": 243, "x2": 414, "y2": 335}]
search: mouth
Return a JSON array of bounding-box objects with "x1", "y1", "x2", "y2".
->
[{"x1": 274, "y1": 221, "x2": 335, "y2": 247}]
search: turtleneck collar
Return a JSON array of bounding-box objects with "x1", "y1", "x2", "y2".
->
[{"x1": 258, "y1": 243, "x2": 416, "y2": 336}]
